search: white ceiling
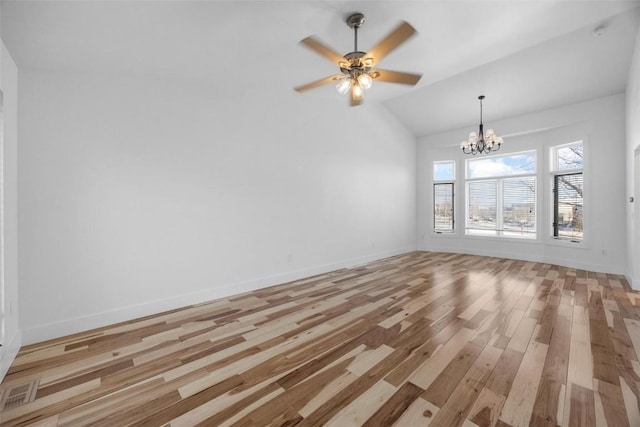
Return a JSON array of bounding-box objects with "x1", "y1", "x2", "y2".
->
[{"x1": 2, "y1": 1, "x2": 640, "y2": 137}]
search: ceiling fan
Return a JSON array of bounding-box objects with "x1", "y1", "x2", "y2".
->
[{"x1": 294, "y1": 13, "x2": 422, "y2": 106}]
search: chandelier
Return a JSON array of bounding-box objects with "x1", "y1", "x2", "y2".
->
[{"x1": 460, "y1": 95, "x2": 503, "y2": 155}]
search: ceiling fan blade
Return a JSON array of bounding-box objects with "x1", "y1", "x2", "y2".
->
[
  {"x1": 365, "y1": 21, "x2": 416, "y2": 66},
  {"x1": 294, "y1": 75, "x2": 344, "y2": 93},
  {"x1": 350, "y1": 88, "x2": 363, "y2": 107},
  {"x1": 371, "y1": 69, "x2": 422, "y2": 86},
  {"x1": 300, "y1": 37, "x2": 348, "y2": 67}
]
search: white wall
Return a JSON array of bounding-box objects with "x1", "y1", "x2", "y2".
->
[
  {"x1": 18, "y1": 70, "x2": 417, "y2": 344},
  {"x1": 417, "y1": 94, "x2": 627, "y2": 276},
  {"x1": 0, "y1": 39, "x2": 21, "y2": 380},
  {"x1": 627, "y1": 24, "x2": 640, "y2": 290}
]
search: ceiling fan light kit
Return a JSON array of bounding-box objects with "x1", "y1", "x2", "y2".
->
[
  {"x1": 294, "y1": 12, "x2": 422, "y2": 106},
  {"x1": 460, "y1": 95, "x2": 504, "y2": 155}
]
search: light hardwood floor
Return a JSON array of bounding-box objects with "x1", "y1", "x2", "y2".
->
[{"x1": 1, "y1": 251, "x2": 640, "y2": 426}]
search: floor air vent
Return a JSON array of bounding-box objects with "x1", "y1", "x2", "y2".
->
[{"x1": 0, "y1": 378, "x2": 40, "y2": 411}]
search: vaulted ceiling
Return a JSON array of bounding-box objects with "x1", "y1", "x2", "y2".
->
[{"x1": 2, "y1": 1, "x2": 639, "y2": 137}]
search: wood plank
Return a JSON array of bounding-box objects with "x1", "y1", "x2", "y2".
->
[
  {"x1": 422, "y1": 342, "x2": 482, "y2": 407},
  {"x1": 298, "y1": 371, "x2": 359, "y2": 418},
  {"x1": 593, "y1": 378, "x2": 630, "y2": 427},
  {"x1": 392, "y1": 397, "x2": 439, "y2": 426},
  {"x1": 408, "y1": 327, "x2": 476, "y2": 390},
  {"x1": 499, "y1": 341, "x2": 548, "y2": 426},
  {"x1": 506, "y1": 316, "x2": 537, "y2": 353},
  {"x1": 623, "y1": 318, "x2": 640, "y2": 361},
  {"x1": 619, "y1": 376, "x2": 640, "y2": 427},
  {"x1": 529, "y1": 378, "x2": 565, "y2": 426},
  {"x1": 485, "y1": 348, "x2": 524, "y2": 397},
  {"x1": 467, "y1": 387, "x2": 506, "y2": 427},
  {"x1": 384, "y1": 317, "x2": 465, "y2": 387},
  {"x1": 297, "y1": 348, "x2": 413, "y2": 426},
  {"x1": 530, "y1": 300, "x2": 572, "y2": 424},
  {"x1": 567, "y1": 307, "x2": 593, "y2": 390},
  {"x1": 192, "y1": 382, "x2": 283, "y2": 426},
  {"x1": 563, "y1": 382, "x2": 595, "y2": 427},
  {"x1": 1, "y1": 252, "x2": 638, "y2": 426},
  {"x1": 234, "y1": 357, "x2": 356, "y2": 426},
  {"x1": 362, "y1": 382, "x2": 424, "y2": 426},
  {"x1": 325, "y1": 379, "x2": 397, "y2": 426},
  {"x1": 427, "y1": 345, "x2": 502, "y2": 427}
]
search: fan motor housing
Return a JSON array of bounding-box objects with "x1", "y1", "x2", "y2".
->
[{"x1": 340, "y1": 51, "x2": 372, "y2": 74}]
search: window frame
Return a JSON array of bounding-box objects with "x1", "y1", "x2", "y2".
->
[
  {"x1": 433, "y1": 160, "x2": 455, "y2": 181},
  {"x1": 464, "y1": 150, "x2": 538, "y2": 239},
  {"x1": 550, "y1": 141, "x2": 584, "y2": 243},
  {"x1": 0, "y1": 90, "x2": 4, "y2": 347},
  {"x1": 433, "y1": 160, "x2": 455, "y2": 234},
  {"x1": 433, "y1": 182, "x2": 454, "y2": 233},
  {"x1": 550, "y1": 141, "x2": 583, "y2": 173}
]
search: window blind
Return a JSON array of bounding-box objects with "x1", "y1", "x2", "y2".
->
[
  {"x1": 554, "y1": 173, "x2": 583, "y2": 241},
  {"x1": 434, "y1": 183, "x2": 454, "y2": 232},
  {"x1": 503, "y1": 177, "x2": 536, "y2": 236},
  {"x1": 467, "y1": 180, "x2": 497, "y2": 231}
]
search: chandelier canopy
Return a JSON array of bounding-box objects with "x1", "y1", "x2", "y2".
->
[{"x1": 460, "y1": 95, "x2": 503, "y2": 155}]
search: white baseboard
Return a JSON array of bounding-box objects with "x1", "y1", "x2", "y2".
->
[
  {"x1": 625, "y1": 273, "x2": 639, "y2": 291},
  {"x1": 21, "y1": 246, "x2": 416, "y2": 345},
  {"x1": 418, "y1": 245, "x2": 624, "y2": 276},
  {"x1": 0, "y1": 331, "x2": 22, "y2": 382}
]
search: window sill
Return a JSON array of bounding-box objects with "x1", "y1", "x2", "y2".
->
[
  {"x1": 462, "y1": 233, "x2": 541, "y2": 244},
  {"x1": 547, "y1": 237, "x2": 586, "y2": 249},
  {"x1": 432, "y1": 231, "x2": 459, "y2": 239}
]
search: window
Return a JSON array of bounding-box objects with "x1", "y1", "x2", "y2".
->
[
  {"x1": 551, "y1": 142, "x2": 583, "y2": 241},
  {"x1": 434, "y1": 183, "x2": 454, "y2": 232},
  {"x1": 0, "y1": 90, "x2": 3, "y2": 346},
  {"x1": 433, "y1": 161, "x2": 455, "y2": 232},
  {"x1": 434, "y1": 161, "x2": 455, "y2": 181},
  {"x1": 552, "y1": 142, "x2": 583, "y2": 171},
  {"x1": 466, "y1": 151, "x2": 536, "y2": 238}
]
